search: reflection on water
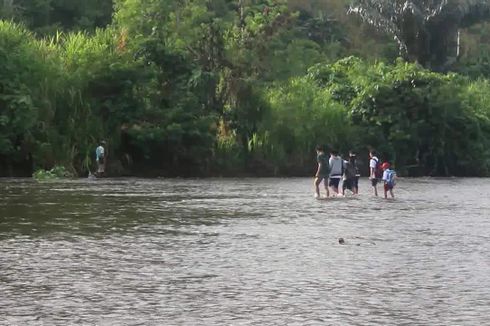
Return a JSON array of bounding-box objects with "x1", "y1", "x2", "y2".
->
[{"x1": 1, "y1": 178, "x2": 489, "y2": 325}]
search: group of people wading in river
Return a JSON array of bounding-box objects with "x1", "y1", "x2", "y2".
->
[{"x1": 314, "y1": 146, "x2": 397, "y2": 199}]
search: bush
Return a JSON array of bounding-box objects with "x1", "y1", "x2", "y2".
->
[
  {"x1": 33, "y1": 165, "x2": 75, "y2": 180},
  {"x1": 256, "y1": 76, "x2": 355, "y2": 174},
  {"x1": 307, "y1": 57, "x2": 490, "y2": 176},
  {"x1": 0, "y1": 21, "x2": 61, "y2": 170}
]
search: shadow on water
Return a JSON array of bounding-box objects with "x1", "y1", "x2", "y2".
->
[{"x1": 0, "y1": 178, "x2": 257, "y2": 239}]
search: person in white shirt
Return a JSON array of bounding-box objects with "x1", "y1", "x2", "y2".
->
[
  {"x1": 95, "y1": 140, "x2": 106, "y2": 177},
  {"x1": 329, "y1": 150, "x2": 344, "y2": 195},
  {"x1": 369, "y1": 150, "x2": 382, "y2": 196}
]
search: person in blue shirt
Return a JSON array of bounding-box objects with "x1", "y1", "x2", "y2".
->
[
  {"x1": 314, "y1": 145, "x2": 330, "y2": 198},
  {"x1": 95, "y1": 140, "x2": 106, "y2": 177},
  {"x1": 381, "y1": 162, "x2": 397, "y2": 199}
]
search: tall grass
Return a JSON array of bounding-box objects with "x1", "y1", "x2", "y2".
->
[{"x1": 253, "y1": 76, "x2": 354, "y2": 174}]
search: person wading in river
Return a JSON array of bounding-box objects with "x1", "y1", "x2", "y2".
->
[
  {"x1": 314, "y1": 145, "x2": 330, "y2": 198},
  {"x1": 382, "y1": 162, "x2": 397, "y2": 199},
  {"x1": 369, "y1": 150, "x2": 382, "y2": 196},
  {"x1": 352, "y1": 151, "x2": 361, "y2": 193},
  {"x1": 342, "y1": 152, "x2": 358, "y2": 195},
  {"x1": 329, "y1": 150, "x2": 344, "y2": 196}
]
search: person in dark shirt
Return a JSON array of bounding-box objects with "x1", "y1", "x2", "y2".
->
[
  {"x1": 342, "y1": 152, "x2": 358, "y2": 195},
  {"x1": 314, "y1": 145, "x2": 330, "y2": 198}
]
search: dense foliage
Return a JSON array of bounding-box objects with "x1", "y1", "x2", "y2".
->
[
  {"x1": 1, "y1": 0, "x2": 490, "y2": 177},
  {"x1": 248, "y1": 57, "x2": 490, "y2": 176},
  {"x1": 308, "y1": 57, "x2": 490, "y2": 176}
]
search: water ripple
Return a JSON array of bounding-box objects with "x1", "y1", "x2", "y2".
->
[{"x1": 0, "y1": 177, "x2": 489, "y2": 325}]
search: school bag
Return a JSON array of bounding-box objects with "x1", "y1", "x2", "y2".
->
[
  {"x1": 344, "y1": 161, "x2": 356, "y2": 179},
  {"x1": 374, "y1": 158, "x2": 383, "y2": 179},
  {"x1": 386, "y1": 170, "x2": 396, "y2": 187}
]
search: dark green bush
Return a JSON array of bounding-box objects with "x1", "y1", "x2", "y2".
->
[{"x1": 307, "y1": 58, "x2": 490, "y2": 176}]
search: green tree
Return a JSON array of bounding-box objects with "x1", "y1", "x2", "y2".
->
[
  {"x1": 0, "y1": 21, "x2": 61, "y2": 175},
  {"x1": 455, "y1": 22, "x2": 490, "y2": 78},
  {"x1": 112, "y1": 0, "x2": 220, "y2": 174}
]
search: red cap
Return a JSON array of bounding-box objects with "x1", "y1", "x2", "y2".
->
[{"x1": 381, "y1": 162, "x2": 391, "y2": 170}]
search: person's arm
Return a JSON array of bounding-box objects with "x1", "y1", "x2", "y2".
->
[{"x1": 315, "y1": 162, "x2": 321, "y2": 177}]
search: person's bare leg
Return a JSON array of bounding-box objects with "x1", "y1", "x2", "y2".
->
[
  {"x1": 390, "y1": 189, "x2": 394, "y2": 198},
  {"x1": 314, "y1": 178, "x2": 321, "y2": 198},
  {"x1": 384, "y1": 188, "x2": 388, "y2": 199},
  {"x1": 324, "y1": 180, "x2": 330, "y2": 197}
]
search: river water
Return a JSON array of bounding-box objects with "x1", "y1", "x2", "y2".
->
[{"x1": 0, "y1": 178, "x2": 489, "y2": 325}]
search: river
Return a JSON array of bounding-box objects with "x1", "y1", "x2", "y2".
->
[{"x1": 0, "y1": 178, "x2": 489, "y2": 325}]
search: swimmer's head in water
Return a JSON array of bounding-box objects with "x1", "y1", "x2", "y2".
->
[{"x1": 338, "y1": 238, "x2": 345, "y2": 244}]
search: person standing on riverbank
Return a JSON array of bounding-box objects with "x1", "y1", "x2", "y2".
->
[
  {"x1": 369, "y1": 150, "x2": 382, "y2": 196},
  {"x1": 314, "y1": 145, "x2": 330, "y2": 198},
  {"x1": 329, "y1": 150, "x2": 344, "y2": 195},
  {"x1": 95, "y1": 141, "x2": 106, "y2": 177}
]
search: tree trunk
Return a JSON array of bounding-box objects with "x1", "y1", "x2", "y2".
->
[
  {"x1": 426, "y1": 22, "x2": 459, "y2": 71},
  {"x1": 402, "y1": 22, "x2": 459, "y2": 72}
]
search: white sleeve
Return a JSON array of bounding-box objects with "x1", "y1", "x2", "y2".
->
[
  {"x1": 369, "y1": 159, "x2": 376, "y2": 169},
  {"x1": 382, "y1": 170, "x2": 388, "y2": 181}
]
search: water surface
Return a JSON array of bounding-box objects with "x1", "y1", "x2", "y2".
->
[{"x1": 1, "y1": 178, "x2": 489, "y2": 325}]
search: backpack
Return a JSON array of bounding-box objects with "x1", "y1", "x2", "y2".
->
[
  {"x1": 373, "y1": 157, "x2": 383, "y2": 179},
  {"x1": 344, "y1": 161, "x2": 356, "y2": 179},
  {"x1": 386, "y1": 170, "x2": 396, "y2": 186}
]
